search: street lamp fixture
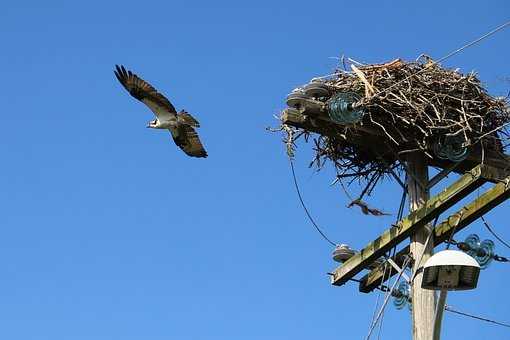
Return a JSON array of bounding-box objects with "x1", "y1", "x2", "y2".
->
[{"x1": 422, "y1": 249, "x2": 480, "y2": 290}]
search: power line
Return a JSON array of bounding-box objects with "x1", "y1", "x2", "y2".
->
[
  {"x1": 376, "y1": 263, "x2": 390, "y2": 340},
  {"x1": 445, "y1": 305, "x2": 510, "y2": 329},
  {"x1": 366, "y1": 257, "x2": 412, "y2": 340},
  {"x1": 370, "y1": 262, "x2": 388, "y2": 333},
  {"x1": 313, "y1": 20, "x2": 510, "y2": 86},
  {"x1": 368, "y1": 19, "x2": 510, "y2": 101},
  {"x1": 410, "y1": 215, "x2": 439, "y2": 284},
  {"x1": 289, "y1": 159, "x2": 337, "y2": 247},
  {"x1": 395, "y1": 181, "x2": 407, "y2": 223},
  {"x1": 480, "y1": 215, "x2": 510, "y2": 251}
]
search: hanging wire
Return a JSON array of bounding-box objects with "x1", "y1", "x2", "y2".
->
[
  {"x1": 396, "y1": 183, "x2": 407, "y2": 223},
  {"x1": 445, "y1": 210, "x2": 466, "y2": 250},
  {"x1": 289, "y1": 159, "x2": 337, "y2": 247},
  {"x1": 445, "y1": 305, "x2": 510, "y2": 329},
  {"x1": 338, "y1": 177, "x2": 354, "y2": 202},
  {"x1": 376, "y1": 263, "x2": 391, "y2": 340},
  {"x1": 374, "y1": 182, "x2": 408, "y2": 340},
  {"x1": 367, "y1": 20, "x2": 510, "y2": 102},
  {"x1": 310, "y1": 20, "x2": 510, "y2": 90},
  {"x1": 366, "y1": 257, "x2": 411, "y2": 340},
  {"x1": 370, "y1": 262, "x2": 388, "y2": 334},
  {"x1": 445, "y1": 238, "x2": 509, "y2": 264},
  {"x1": 480, "y1": 215, "x2": 510, "y2": 251},
  {"x1": 388, "y1": 176, "x2": 408, "y2": 261},
  {"x1": 410, "y1": 215, "x2": 440, "y2": 284}
]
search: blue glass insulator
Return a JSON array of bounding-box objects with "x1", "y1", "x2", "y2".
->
[
  {"x1": 464, "y1": 234, "x2": 481, "y2": 258},
  {"x1": 433, "y1": 134, "x2": 469, "y2": 162},
  {"x1": 432, "y1": 141, "x2": 449, "y2": 160},
  {"x1": 327, "y1": 92, "x2": 364, "y2": 124},
  {"x1": 478, "y1": 239, "x2": 495, "y2": 269},
  {"x1": 393, "y1": 280, "x2": 411, "y2": 310},
  {"x1": 463, "y1": 234, "x2": 495, "y2": 269}
]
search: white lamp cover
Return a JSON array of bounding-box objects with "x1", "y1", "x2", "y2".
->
[{"x1": 422, "y1": 250, "x2": 480, "y2": 290}]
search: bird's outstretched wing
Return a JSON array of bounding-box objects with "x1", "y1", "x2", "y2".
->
[
  {"x1": 169, "y1": 125, "x2": 208, "y2": 158},
  {"x1": 114, "y1": 65, "x2": 176, "y2": 117},
  {"x1": 177, "y1": 110, "x2": 200, "y2": 127}
]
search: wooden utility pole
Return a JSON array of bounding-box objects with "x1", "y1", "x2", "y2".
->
[
  {"x1": 281, "y1": 95, "x2": 510, "y2": 340},
  {"x1": 407, "y1": 154, "x2": 436, "y2": 340}
]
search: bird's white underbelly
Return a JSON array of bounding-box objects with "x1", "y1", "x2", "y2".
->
[{"x1": 157, "y1": 119, "x2": 177, "y2": 129}]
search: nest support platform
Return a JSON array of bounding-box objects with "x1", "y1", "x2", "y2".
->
[{"x1": 279, "y1": 57, "x2": 510, "y2": 187}]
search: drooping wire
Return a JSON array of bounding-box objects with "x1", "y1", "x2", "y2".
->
[
  {"x1": 367, "y1": 20, "x2": 510, "y2": 101},
  {"x1": 338, "y1": 176, "x2": 354, "y2": 202},
  {"x1": 373, "y1": 185, "x2": 407, "y2": 340},
  {"x1": 445, "y1": 210, "x2": 466, "y2": 250},
  {"x1": 410, "y1": 215, "x2": 440, "y2": 284},
  {"x1": 366, "y1": 257, "x2": 411, "y2": 340},
  {"x1": 370, "y1": 262, "x2": 388, "y2": 334},
  {"x1": 445, "y1": 305, "x2": 510, "y2": 329},
  {"x1": 480, "y1": 215, "x2": 510, "y2": 251},
  {"x1": 289, "y1": 159, "x2": 337, "y2": 247},
  {"x1": 376, "y1": 263, "x2": 390, "y2": 340},
  {"x1": 445, "y1": 238, "x2": 510, "y2": 263},
  {"x1": 388, "y1": 178, "x2": 407, "y2": 268},
  {"x1": 396, "y1": 182, "x2": 407, "y2": 223},
  {"x1": 311, "y1": 20, "x2": 510, "y2": 89}
]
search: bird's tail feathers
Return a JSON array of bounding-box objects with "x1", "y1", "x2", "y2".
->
[{"x1": 178, "y1": 110, "x2": 200, "y2": 127}]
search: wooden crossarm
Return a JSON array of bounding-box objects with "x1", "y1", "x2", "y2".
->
[
  {"x1": 359, "y1": 173, "x2": 510, "y2": 292},
  {"x1": 330, "y1": 164, "x2": 496, "y2": 286}
]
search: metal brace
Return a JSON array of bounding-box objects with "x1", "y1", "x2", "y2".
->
[
  {"x1": 427, "y1": 162, "x2": 461, "y2": 189},
  {"x1": 387, "y1": 257, "x2": 411, "y2": 283}
]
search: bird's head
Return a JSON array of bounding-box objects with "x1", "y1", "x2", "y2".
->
[{"x1": 146, "y1": 119, "x2": 158, "y2": 128}]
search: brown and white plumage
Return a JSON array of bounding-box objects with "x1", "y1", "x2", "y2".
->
[{"x1": 114, "y1": 65, "x2": 207, "y2": 158}]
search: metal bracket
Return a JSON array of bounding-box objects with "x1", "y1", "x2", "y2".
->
[
  {"x1": 427, "y1": 162, "x2": 461, "y2": 189},
  {"x1": 387, "y1": 257, "x2": 410, "y2": 283}
]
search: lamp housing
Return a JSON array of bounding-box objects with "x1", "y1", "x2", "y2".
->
[{"x1": 422, "y1": 250, "x2": 480, "y2": 291}]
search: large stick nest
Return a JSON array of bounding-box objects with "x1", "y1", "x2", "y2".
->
[{"x1": 278, "y1": 56, "x2": 510, "y2": 201}]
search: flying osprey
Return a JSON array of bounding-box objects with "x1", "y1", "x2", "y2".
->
[{"x1": 114, "y1": 65, "x2": 207, "y2": 158}]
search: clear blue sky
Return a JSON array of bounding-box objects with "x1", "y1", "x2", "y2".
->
[{"x1": 1, "y1": 1, "x2": 509, "y2": 339}]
